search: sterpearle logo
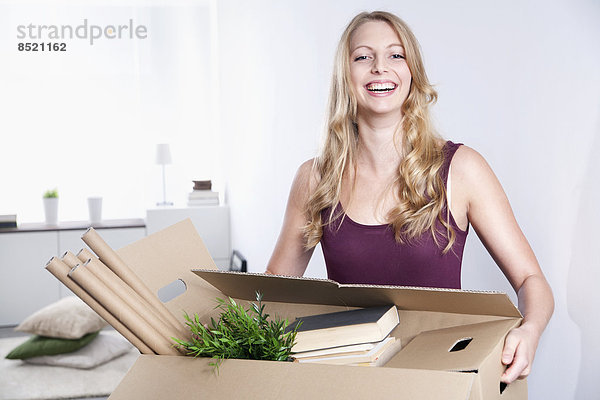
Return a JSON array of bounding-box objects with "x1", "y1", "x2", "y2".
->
[{"x1": 16, "y1": 19, "x2": 148, "y2": 45}]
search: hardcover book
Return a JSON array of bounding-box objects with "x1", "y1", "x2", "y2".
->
[
  {"x1": 287, "y1": 304, "x2": 399, "y2": 353},
  {"x1": 0, "y1": 214, "x2": 17, "y2": 228},
  {"x1": 296, "y1": 336, "x2": 401, "y2": 366},
  {"x1": 291, "y1": 341, "x2": 378, "y2": 360}
]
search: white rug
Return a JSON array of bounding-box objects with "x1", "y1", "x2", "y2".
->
[{"x1": 0, "y1": 333, "x2": 139, "y2": 400}]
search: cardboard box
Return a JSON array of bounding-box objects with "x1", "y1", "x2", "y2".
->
[{"x1": 108, "y1": 219, "x2": 526, "y2": 399}]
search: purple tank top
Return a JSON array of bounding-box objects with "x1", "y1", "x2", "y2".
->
[{"x1": 320, "y1": 141, "x2": 468, "y2": 289}]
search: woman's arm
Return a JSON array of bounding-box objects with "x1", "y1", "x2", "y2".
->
[
  {"x1": 452, "y1": 146, "x2": 554, "y2": 384},
  {"x1": 265, "y1": 159, "x2": 316, "y2": 276}
]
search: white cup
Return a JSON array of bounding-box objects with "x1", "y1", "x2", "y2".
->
[
  {"x1": 43, "y1": 198, "x2": 59, "y2": 225},
  {"x1": 87, "y1": 197, "x2": 103, "y2": 224}
]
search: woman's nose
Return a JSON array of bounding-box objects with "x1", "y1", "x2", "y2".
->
[{"x1": 371, "y1": 57, "x2": 388, "y2": 74}]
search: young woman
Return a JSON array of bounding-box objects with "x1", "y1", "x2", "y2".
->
[{"x1": 266, "y1": 11, "x2": 553, "y2": 384}]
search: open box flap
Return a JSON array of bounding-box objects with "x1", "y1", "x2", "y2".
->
[
  {"x1": 385, "y1": 319, "x2": 521, "y2": 372},
  {"x1": 116, "y1": 219, "x2": 223, "y2": 322},
  {"x1": 115, "y1": 219, "x2": 519, "y2": 319},
  {"x1": 109, "y1": 355, "x2": 476, "y2": 400},
  {"x1": 192, "y1": 269, "x2": 522, "y2": 318}
]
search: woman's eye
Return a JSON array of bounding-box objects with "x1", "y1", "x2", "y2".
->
[
  {"x1": 354, "y1": 55, "x2": 369, "y2": 61},
  {"x1": 391, "y1": 54, "x2": 406, "y2": 60}
]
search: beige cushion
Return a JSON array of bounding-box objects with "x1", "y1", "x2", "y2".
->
[{"x1": 16, "y1": 296, "x2": 108, "y2": 339}]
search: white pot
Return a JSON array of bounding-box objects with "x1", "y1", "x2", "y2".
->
[
  {"x1": 87, "y1": 196, "x2": 103, "y2": 224},
  {"x1": 43, "y1": 197, "x2": 59, "y2": 225}
]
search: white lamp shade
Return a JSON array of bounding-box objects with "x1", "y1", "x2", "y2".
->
[{"x1": 155, "y1": 143, "x2": 172, "y2": 165}]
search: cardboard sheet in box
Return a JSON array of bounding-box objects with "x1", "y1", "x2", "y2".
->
[{"x1": 108, "y1": 219, "x2": 527, "y2": 399}]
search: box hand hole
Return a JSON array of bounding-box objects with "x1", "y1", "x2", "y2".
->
[
  {"x1": 158, "y1": 279, "x2": 187, "y2": 303},
  {"x1": 500, "y1": 381, "x2": 508, "y2": 394},
  {"x1": 448, "y1": 337, "x2": 473, "y2": 352}
]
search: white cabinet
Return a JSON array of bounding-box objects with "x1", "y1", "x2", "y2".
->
[
  {"x1": 0, "y1": 211, "x2": 229, "y2": 326},
  {"x1": 0, "y1": 220, "x2": 146, "y2": 326},
  {"x1": 146, "y1": 206, "x2": 231, "y2": 269},
  {"x1": 0, "y1": 231, "x2": 60, "y2": 326},
  {"x1": 58, "y1": 228, "x2": 147, "y2": 257}
]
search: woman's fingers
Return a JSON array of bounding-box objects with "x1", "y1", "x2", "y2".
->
[
  {"x1": 501, "y1": 331, "x2": 518, "y2": 366},
  {"x1": 501, "y1": 330, "x2": 533, "y2": 383}
]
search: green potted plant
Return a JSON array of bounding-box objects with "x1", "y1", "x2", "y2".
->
[
  {"x1": 173, "y1": 292, "x2": 300, "y2": 370},
  {"x1": 43, "y1": 189, "x2": 59, "y2": 225}
]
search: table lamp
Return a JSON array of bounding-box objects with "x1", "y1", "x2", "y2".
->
[{"x1": 155, "y1": 143, "x2": 173, "y2": 206}]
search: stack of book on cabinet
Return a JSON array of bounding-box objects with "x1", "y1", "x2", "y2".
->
[
  {"x1": 187, "y1": 180, "x2": 219, "y2": 207},
  {"x1": 287, "y1": 305, "x2": 401, "y2": 367},
  {"x1": 0, "y1": 214, "x2": 17, "y2": 228}
]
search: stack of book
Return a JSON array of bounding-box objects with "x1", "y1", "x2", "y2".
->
[
  {"x1": 187, "y1": 180, "x2": 219, "y2": 207},
  {"x1": 0, "y1": 214, "x2": 17, "y2": 228},
  {"x1": 287, "y1": 305, "x2": 401, "y2": 367}
]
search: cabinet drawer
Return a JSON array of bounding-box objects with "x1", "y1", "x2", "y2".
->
[{"x1": 0, "y1": 232, "x2": 59, "y2": 325}]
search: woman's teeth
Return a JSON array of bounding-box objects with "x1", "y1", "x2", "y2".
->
[{"x1": 366, "y1": 83, "x2": 396, "y2": 92}]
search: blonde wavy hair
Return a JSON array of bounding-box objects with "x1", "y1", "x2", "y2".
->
[{"x1": 303, "y1": 11, "x2": 456, "y2": 254}]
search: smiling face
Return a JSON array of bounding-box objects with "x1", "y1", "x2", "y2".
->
[{"x1": 349, "y1": 20, "x2": 412, "y2": 121}]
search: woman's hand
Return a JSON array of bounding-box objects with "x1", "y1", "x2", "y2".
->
[{"x1": 501, "y1": 322, "x2": 541, "y2": 383}]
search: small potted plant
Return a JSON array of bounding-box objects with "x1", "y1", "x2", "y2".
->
[
  {"x1": 43, "y1": 189, "x2": 59, "y2": 225},
  {"x1": 173, "y1": 292, "x2": 299, "y2": 370}
]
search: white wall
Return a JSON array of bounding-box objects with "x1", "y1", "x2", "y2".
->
[
  {"x1": 216, "y1": 0, "x2": 600, "y2": 399},
  {"x1": 0, "y1": 1, "x2": 217, "y2": 222},
  {"x1": 1, "y1": 1, "x2": 598, "y2": 398}
]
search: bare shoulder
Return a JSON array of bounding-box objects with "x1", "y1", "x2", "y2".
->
[
  {"x1": 451, "y1": 145, "x2": 496, "y2": 184},
  {"x1": 293, "y1": 158, "x2": 319, "y2": 191},
  {"x1": 296, "y1": 158, "x2": 317, "y2": 180},
  {"x1": 289, "y1": 158, "x2": 319, "y2": 207},
  {"x1": 450, "y1": 145, "x2": 508, "y2": 217}
]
